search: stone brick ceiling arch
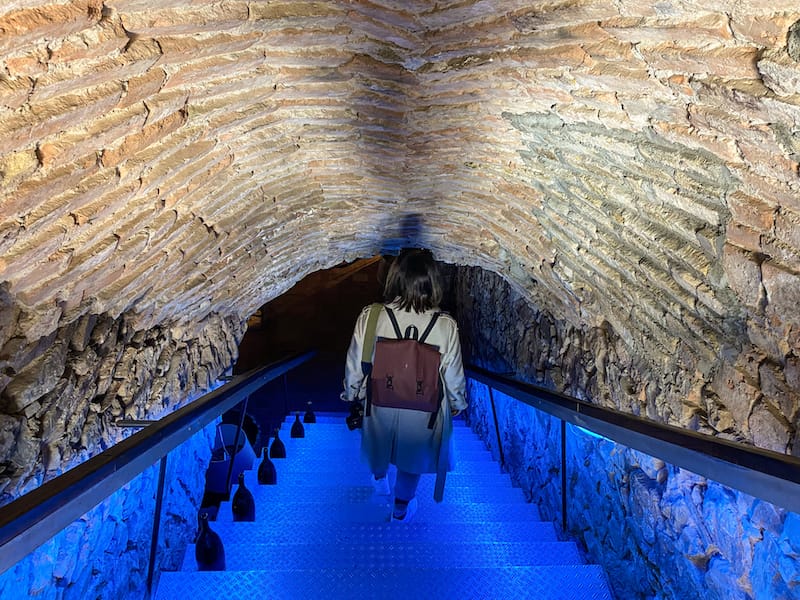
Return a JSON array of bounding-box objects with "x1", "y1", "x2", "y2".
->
[{"x1": 1, "y1": 1, "x2": 799, "y2": 451}]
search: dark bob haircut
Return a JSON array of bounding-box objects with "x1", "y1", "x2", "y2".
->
[{"x1": 383, "y1": 249, "x2": 443, "y2": 313}]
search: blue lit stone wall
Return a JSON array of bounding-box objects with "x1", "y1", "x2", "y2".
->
[
  {"x1": 566, "y1": 426, "x2": 800, "y2": 600},
  {"x1": 0, "y1": 420, "x2": 216, "y2": 600},
  {"x1": 455, "y1": 266, "x2": 800, "y2": 600}
]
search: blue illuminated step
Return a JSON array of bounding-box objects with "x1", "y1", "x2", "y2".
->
[
  {"x1": 275, "y1": 433, "x2": 490, "y2": 447},
  {"x1": 192, "y1": 519, "x2": 559, "y2": 546},
  {"x1": 260, "y1": 453, "x2": 501, "y2": 481},
  {"x1": 228, "y1": 481, "x2": 527, "y2": 505},
  {"x1": 269, "y1": 436, "x2": 489, "y2": 450},
  {"x1": 277, "y1": 419, "x2": 478, "y2": 432},
  {"x1": 277, "y1": 432, "x2": 488, "y2": 446},
  {"x1": 215, "y1": 498, "x2": 542, "y2": 524},
  {"x1": 272, "y1": 443, "x2": 492, "y2": 459},
  {"x1": 239, "y1": 468, "x2": 514, "y2": 491},
  {"x1": 180, "y1": 540, "x2": 583, "y2": 571},
  {"x1": 156, "y1": 566, "x2": 613, "y2": 600},
  {"x1": 286, "y1": 413, "x2": 472, "y2": 426}
]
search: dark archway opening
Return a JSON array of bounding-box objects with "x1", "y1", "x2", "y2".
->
[{"x1": 220, "y1": 257, "x2": 386, "y2": 459}]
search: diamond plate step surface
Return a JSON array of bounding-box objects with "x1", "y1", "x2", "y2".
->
[
  {"x1": 194, "y1": 519, "x2": 558, "y2": 546},
  {"x1": 155, "y1": 408, "x2": 612, "y2": 600},
  {"x1": 286, "y1": 413, "x2": 472, "y2": 426},
  {"x1": 273, "y1": 441, "x2": 491, "y2": 456},
  {"x1": 229, "y1": 480, "x2": 526, "y2": 505},
  {"x1": 215, "y1": 498, "x2": 542, "y2": 524},
  {"x1": 156, "y1": 566, "x2": 613, "y2": 600},
  {"x1": 239, "y1": 469, "x2": 514, "y2": 491},
  {"x1": 260, "y1": 458, "x2": 502, "y2": 475},
  {"x1": 271, "y1": 437, "x2": 486, "y2": 449},
  {"x1": 180, "y1": 540, "x2": 584, "y2": 571},
  {"x1": 273, "y1": 441, "x2": 490, "y2": 459}
]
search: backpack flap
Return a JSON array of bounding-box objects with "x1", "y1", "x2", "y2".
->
[{"x1": 371, "y1": 338, "x2": 441, "y2": 412}]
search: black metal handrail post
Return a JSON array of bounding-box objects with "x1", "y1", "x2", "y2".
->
[
  {"x1": 146, "y1": 456, "x2": 168, "y2": 595},
  {"x1": 560, "y1": 419, "x2": 567, "y2": 533},
  {"x1": 282, "y1": 373, "x2": 290, "y2": 417},
  {"x1": 487, "y1": 386, "x2": 506, "y2": 470}
]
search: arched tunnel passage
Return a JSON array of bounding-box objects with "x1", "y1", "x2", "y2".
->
[
  {"x1": 1, "y1": 1, "x2": 799, "y2": 597},
  {"x1": 225, "y1": 254, "x2": 459, "y2": 447}
]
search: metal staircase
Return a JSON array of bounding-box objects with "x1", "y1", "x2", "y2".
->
[{"x1": 154, "y1": 414, "x2": 613, "y2": 599}]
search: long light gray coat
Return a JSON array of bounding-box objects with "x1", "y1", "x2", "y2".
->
[{"x1": 342, "y1": 302, "x2": 467, "y2": 476}]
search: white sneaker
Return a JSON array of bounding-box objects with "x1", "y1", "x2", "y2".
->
[
  {"x1": 371, "y1": 475, "x2": 391, "y2": 496},
  {"x1": 392, "y1": 497, "x2": 418, "y2": 523}
]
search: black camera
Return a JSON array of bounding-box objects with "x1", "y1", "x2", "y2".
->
[{"x1": 345, "y1": 402, "x2": 364, "y2": 430}]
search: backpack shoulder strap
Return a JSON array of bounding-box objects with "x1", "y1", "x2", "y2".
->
[
  {"x1": 418, "y1": 312, "x2": 441, "y2": 344},
  {"x1": 383, "y1": 306, "x2": 404, "y2": 339},
  {"x1": 360, "y1": 303, "x2": 384, "y2": 365}
]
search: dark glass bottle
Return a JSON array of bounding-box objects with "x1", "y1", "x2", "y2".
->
[
  {"x1": 290, "y1": 413, "x2": 305, "y2": 438},
  {"x1": 257, "y1": 446, "x2": 277, "y2": 485},
  {"x1": 269, "y1": 428, "x2": 286, "y2": 458},
  {"x1": 303, "y1": 402, "x2": 316, "y2": 423},
  {"x1": 231, "y1": 472, "x2": 256, "y2": 522},
  {"x1": 195, "y1": 512, "x2": 226, "y2": 571}
]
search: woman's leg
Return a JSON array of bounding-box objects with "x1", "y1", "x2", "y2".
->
[
  {"x1": 393, "y1": 470, "x2": 421, "y2": 521},
  {"x1": 394, "y1": 470, "x2": 421, "y2": 501}
]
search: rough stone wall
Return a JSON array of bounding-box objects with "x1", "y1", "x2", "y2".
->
[
  {"x1": 466, "y1": 380, "x2": 799, "y2": 600},
  {"x1": 456, "y1": 264, "x2": 798, "y2": 455},
  {"x1": 456, "y1": 266, "x2": 799, "y2": 599},
  {"x1": 0, "y1": 309, "x2": 243, "y2": 503},
  {"x1": 0, "y1": 304, "x2": 240, "y2": 598}
]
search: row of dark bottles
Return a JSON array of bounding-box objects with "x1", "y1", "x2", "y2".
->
[{"x1": 195, "y1": 407, "x2": 315, "y2": 571}]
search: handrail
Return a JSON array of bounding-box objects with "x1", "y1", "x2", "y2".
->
[
  {"x1": 465, "y1": 363, "x2": 800, "y2": 514},
  {"x1": 0, "y1": 350, "x2": 316, "y2": 577}
]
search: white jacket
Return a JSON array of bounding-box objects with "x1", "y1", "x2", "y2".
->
[{"x1": 342, "y1": 302, "x2": 467, "y2": 477}]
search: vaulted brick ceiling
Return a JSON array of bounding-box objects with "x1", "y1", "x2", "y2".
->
[{"x1": 1, "y1": 2, "x2": 799, "y2": 437}]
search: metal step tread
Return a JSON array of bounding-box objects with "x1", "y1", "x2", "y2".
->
[
  {"x1": 155, "y1": 566, "x2": 613, "y2": 600},
  {"x1": 286, "y1": 414, "x2": 472, "y2": 426},
  {"x1": 180, "y1": 540, "x2": 584, "y2": 571},
  {"x1": 192, "y1": 520, "x2": 558, "y2": 545},
  {"x1": 272, "y1": 441, "x2": 490, "y2": 455},
  {"x1": 273, "y1": 439, "x2": 488, "y2": 453},
  {"x1": 228, "y1": 481, "x2": 526, "y2": 505},
  {"x1": 276, "y1": 426, "x2": 482, "y2": 439},
  {"x1": 214, "y1": 498, "x2": 542, "y2": 524},
  {"x1": 269, "y1": 451, "x2": 494, "y2": 465},
  {"x1": 239, "y1": 469, "x2": 514, "y2": 490},
  {"x1": 261, "y1": 458, "x2": 502, "y2": 475}
]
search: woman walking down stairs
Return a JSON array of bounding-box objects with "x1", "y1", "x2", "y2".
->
[{"x1": 154, "y1": 414, "x2": 613, "y2": 599}]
